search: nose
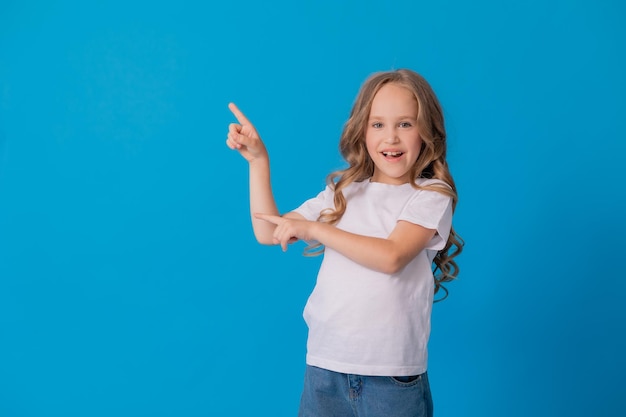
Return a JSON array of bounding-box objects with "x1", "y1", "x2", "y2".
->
[{"x1": 384, "y1": 127, "x2": 400, "y2": 143}]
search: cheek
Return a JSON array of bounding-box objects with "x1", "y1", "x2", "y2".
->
[
  {"x1": 413, "y1": 137, "x2": 424, "y2": 155},
  {"x1": 364, "y1": 134, "x2": 377, "y2": 155},
  {"x1": 409, "y1": 138, "x2": 424, "y2": 162}
]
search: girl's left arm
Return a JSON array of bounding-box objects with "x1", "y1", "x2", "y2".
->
[{"x1": 255, "y1": 213, "x2": 435, "y2": 274}]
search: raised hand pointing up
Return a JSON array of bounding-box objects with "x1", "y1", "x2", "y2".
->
[{"x1": 225, "y1": 102, "x2": 268, "y2": 162}]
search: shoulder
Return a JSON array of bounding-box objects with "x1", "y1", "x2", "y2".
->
[
  {"x1": 403, "y1": 179, "x2": 453, "y2": 212},
  {"x1": 415, "y1": 177, "x2": 452, "y2": 190},
  {"x1": 327, "y1": 180, "x2": 369, "y2": 200},
  {"x1": 399, "y1": 180, "x2": 454, "y2": 235}
]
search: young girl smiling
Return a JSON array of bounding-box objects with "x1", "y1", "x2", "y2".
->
[{"x1": 226, "y1": 69, "x2": 463, "y2": 417}]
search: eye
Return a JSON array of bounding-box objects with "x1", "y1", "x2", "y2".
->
[
  {"x1": 371, "y1": 122, "x2": 383, "y2": 128},
  {"x1": 399, "y1": 121, "x2": 413, "y2": 128}
]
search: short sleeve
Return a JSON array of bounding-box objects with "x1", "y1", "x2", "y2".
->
[
  {"x1": 398, "y1": 188, "x2": 453, "y2": 251},
  {"x1": 292, "y1": 186, "x2": 334, "y2": 221}
]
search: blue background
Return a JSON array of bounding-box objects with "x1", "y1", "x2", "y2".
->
[{"x1": 1, "y1": 0, "x2": 625, "y2": 416}]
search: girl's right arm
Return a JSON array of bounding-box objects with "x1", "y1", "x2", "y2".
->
[{"x1": 225, "y1": 102, "x2": 298, "y2": 244}]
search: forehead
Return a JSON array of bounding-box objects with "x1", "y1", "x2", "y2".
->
[{"x1": 369, "y1": 83, "x2": 417, "y2": 115}]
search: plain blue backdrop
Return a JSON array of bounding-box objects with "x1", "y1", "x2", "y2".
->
[{"x1": 1, "y1": 0, "x2": 625, "y2": 416}]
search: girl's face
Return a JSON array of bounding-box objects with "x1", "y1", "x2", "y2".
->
[{"x1": 365, "y1": 83, "x2": 422, "y2": 184}]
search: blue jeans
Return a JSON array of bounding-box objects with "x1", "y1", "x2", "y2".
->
[{"x1": 298, "y1": 365, "x2": 433, "y2": 417}]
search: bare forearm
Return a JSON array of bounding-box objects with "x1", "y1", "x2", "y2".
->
[
  {"x1": 255, "y1": 212, "x2": 434, "y2": 270},
  {"x1": 311, "y1": 223, "x2": 406, "y2": 274},
  {"x1": 248, "y1": 158, "x2": 280, "y2": 244}
]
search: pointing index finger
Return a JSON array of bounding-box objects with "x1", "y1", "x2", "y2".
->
[
  {"x1": 228, "y1": 102, "x2": 251, "y2": 125},
  {"x1": 254, "y1": 213, "x2": 281, "y2": 225}
]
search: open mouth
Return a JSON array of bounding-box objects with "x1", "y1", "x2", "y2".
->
[{"x1": 382, "y1": 151, "x2": 404, "y2": 158}]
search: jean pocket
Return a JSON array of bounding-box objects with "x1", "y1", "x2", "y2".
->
[{"x1": 389, "y1": 374, "x2": 422, "y2": 386}]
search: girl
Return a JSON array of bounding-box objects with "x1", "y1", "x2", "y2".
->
[{"x1": 226, "y1": 69, "x2": 462, "y2": 417}]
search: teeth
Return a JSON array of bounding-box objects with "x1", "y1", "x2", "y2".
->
[{"x1": 383, "y1": 151, "x2": 403, "y2": 156}]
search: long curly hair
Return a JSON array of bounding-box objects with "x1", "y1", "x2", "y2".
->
[{"x1": 306, "y1": 69, "x2": 463, "y2": 299}]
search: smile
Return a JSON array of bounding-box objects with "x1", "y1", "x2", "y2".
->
[{"x1": 382, "y1": 151, "x2": 404, "y2": 158}]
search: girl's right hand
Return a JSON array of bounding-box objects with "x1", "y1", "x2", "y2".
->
[{"x1": 226, "y1": 102, "x2": 268, "y2": 162}]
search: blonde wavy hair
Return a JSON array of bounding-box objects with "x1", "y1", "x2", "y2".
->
[{"x1": 306, "y1": 69, "x2": 464, "y2": 299}]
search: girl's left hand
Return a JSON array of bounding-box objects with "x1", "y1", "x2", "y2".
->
[{"x1": 254, "y1": 213, "x2": 313, "y2": 251}]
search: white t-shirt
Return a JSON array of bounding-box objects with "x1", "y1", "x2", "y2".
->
[{"x1": 293, "y1": 178, "x2": 453, "y2": 376}]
